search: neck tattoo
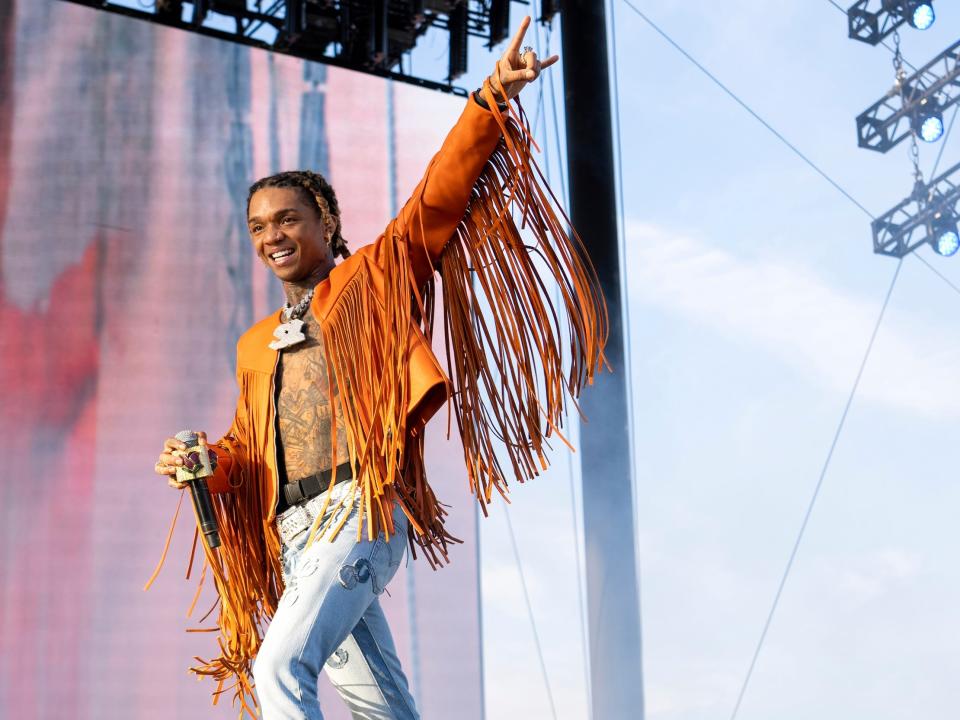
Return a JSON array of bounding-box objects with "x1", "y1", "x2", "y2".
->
[{"x1": 268, "y1": 288, "x2": 315, "y2": 350}]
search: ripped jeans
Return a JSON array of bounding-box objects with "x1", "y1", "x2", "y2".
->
[{"x1": 253, "y1": 480, "x2": 419, "y2": 720}]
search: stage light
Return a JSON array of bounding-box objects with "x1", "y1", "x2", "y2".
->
[
  {"x1": 856, "y1": 38, "x2": 960, "y2": 153},
  {"x1": 906, "y1": 1, "x2": 935, "y2": 30},
  {"x1": 919, "y1": 114, "x2": 944, "y2": 142},
  {"x1": 849, "y1": 0, "x2": 938, "y2": 45},
  {"x1": 931, "y1": 210, "x2": 959, "y2": 256},
  {"x1": 912, "y1": 96, "x2": 944, "y2": 142},
  {"x1": 872, "y1": 159, "x2": 960, "y2": 258}
]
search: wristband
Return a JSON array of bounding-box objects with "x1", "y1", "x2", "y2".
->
[{"x1": 473, "y1": 88, "x2": 508, "y2": 113}]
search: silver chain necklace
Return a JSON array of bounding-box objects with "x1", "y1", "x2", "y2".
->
[{"x1": 268, "y1": 288, "x2": 314, "y2": 350}]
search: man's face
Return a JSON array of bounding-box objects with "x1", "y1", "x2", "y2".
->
[{"x1": 247, "y1": 186, "x2": 333, "y2": 282}]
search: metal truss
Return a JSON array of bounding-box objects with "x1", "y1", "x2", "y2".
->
[
  {"x1": 846, "y1": 0, "x2": 931, "y2": 45},
  {"x1": 856, "y1": 37, "x2": 960, "y2": 153},
  {"x1": 57, "y1": 0, "x2": 540, "y2": 96},
  {"x1": 872, "y1": 158, "x2": 960, "y2": 256}
]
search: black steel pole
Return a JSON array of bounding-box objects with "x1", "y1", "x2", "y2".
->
[{"x1": 558, "y1": 2, "x2": 644, "y2": 718}]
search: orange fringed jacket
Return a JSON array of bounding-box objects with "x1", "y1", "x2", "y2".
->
[{"x1": 151, "y1": 83, "x2": 607, "y2": 716}]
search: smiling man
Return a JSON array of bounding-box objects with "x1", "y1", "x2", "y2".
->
[{"x1": 152, "y1": 16, "x2": 606, "y2": 720}]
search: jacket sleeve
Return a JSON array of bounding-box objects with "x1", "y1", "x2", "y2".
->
[
  {"x1": 205, "y1": 388, "x2": 251, "y2": 494},
  {"x1": 378, "y1": 93, "x2": 506, "y2": 286}
]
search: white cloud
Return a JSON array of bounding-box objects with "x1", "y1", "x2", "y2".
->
[
  {"x1": 830, "y1": 547, "x2": 924, "y2": 602},
  {"x1": 623, "y1": 220, "x2": 960, "y2": 420}
]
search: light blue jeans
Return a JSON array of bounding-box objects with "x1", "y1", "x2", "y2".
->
[{"x1": 253, "y1": 480, "x2": 419, "y2": 720}]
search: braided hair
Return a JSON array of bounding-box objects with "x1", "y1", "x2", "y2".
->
[{"x1": 246, "y1": 170, "x2": 351, "y2": 259}]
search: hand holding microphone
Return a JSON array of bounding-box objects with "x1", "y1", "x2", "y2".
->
[{"x1": 154, "y1": 430, "x2": 221, "y2": 549}]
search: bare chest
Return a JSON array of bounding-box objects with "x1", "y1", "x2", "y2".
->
[{"x1": 275, "y1": 314, "x2": 349, "y2": 481}]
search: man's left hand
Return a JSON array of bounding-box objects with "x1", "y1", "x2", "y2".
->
[{"x1": 489, "y1": 16, "x2": 559, "y2": 102}]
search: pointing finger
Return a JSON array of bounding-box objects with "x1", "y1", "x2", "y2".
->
[{"x1": 506, "y1": 15, "x2": 530, "y2": 56}]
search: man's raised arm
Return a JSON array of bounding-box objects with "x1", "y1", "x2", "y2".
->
[
  {"x1": 388, "y1": 95, "x2": 505, "y2": 286},
  {"x1": 377, "y1": 16, "x2": 558, "y2": 286}
]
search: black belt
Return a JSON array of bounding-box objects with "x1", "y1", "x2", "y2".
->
[{"x1": 283, "y1": 462, "x2": 353, "y2": 507}]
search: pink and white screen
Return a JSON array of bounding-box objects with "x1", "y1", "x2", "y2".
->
[{"x1": 0, "y1": 2, "x2": 483, "y2": 718}]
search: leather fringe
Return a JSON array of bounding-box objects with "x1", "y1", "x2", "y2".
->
[
  {"x1": 153, "y1": 373, "x2": 282, "y2": 719},
  {"x1": 439, "y1": 80, "x2": 609, "y2": 515},
  {"x1": 305, "y1": 257, "x2": 461, "y2": 568}
]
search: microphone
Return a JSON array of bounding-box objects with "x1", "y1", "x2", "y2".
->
[{"x1": 174, "y1": 430, "x2": 221, "y2": 550}]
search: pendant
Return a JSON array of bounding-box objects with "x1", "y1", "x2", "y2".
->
[{"x1": 268, "y1": 318, "x2": 307, "y2": 350}]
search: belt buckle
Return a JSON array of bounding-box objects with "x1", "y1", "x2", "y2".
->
[{"x1": 277, "y1": 503, "x2": 313, "y2": 545}]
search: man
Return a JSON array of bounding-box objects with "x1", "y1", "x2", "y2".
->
[{"x1": 152, "y1": 15, "x2": 606, "y2": 720}]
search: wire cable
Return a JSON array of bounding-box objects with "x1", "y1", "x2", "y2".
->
[
  {"x1": 728, "y1": 256, "x2": 904, "y2": 720},
  {"x1": 502, "y1": 504, "x2": 558, "y2": 720},
  {"x1": 613, "y1": 3, "x2": 943, "y2": 717},
  {"x1": 619, "y1": 2, "x2": 960, "y2": 296},
  {"x1": 605, "y1": 3, "x2": 645, "y2": 713},
  {"x1": 913, "y1": 253, "x2": 960, "y2": 295},
  {"x1": 494, "y1": 12, "x2": 588, "y2": 719},
  {"x1": 930, "y1": 103, "x2": 959, "y2": 180},
  {"x1": 621, "y1": 0, "x2": 874, "y2": 219}
]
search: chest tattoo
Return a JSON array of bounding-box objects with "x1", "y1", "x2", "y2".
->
[{"x1": 275, "y1": 313, "x2": 350, "y2": 482}]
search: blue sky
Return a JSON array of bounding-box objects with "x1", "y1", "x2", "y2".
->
[{"x1": 456, "y1": 3, "x2": 959, "y2": 720}]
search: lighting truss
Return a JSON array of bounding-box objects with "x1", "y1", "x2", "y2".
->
[
  {"x1": 856, "y1": 37, "x2": 960, "y2": 153},
  {"x1": 58, "y1": 0, "x2": 526, "y2": 96},
  {"x1": 872, "y1": 158, "x2": 960, "y2": 257},
  {"x1": 846, "y1": 0, "x2": 934, "y2": 45}
]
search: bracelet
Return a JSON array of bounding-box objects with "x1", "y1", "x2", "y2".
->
[{"x1": 473, "y1": 87, "x2": 508, "y2": 112}]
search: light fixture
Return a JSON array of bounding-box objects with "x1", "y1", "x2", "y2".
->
[
  {"x1": 871, "y1": 158, "x2": 960, "y2": 258},
  {"x1": 905, "y1": 1, "x2": 936, "y2": 30},
  {"x1": 912, "y1": 96, "x2": 944, "y2": 143},
  {"x1": 850, "y1": 0, "x2": 937, "y2": 44},
  {"x1": 856, "y1": 38, "x2": 959, "y2": 153},
  {"x1": 930, "y1": 209, "x2": 959, "y2": 256}
]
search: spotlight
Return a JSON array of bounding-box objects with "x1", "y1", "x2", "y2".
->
[
  {"x1": 912, "y1": 96, "x2": 944, "y2": 143},
  {"x1": 931, "y1": 210, "x2": 959, "y2": 257},
  {"x1": 905, "y1": 1, "x2": 935, "y2": 30},
  {"x1": 851, "y1": 0, "x2": 937, "y2": 44},
  {"x1": 873, "y1": 159, "x2": 960, "y2": 258}
]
